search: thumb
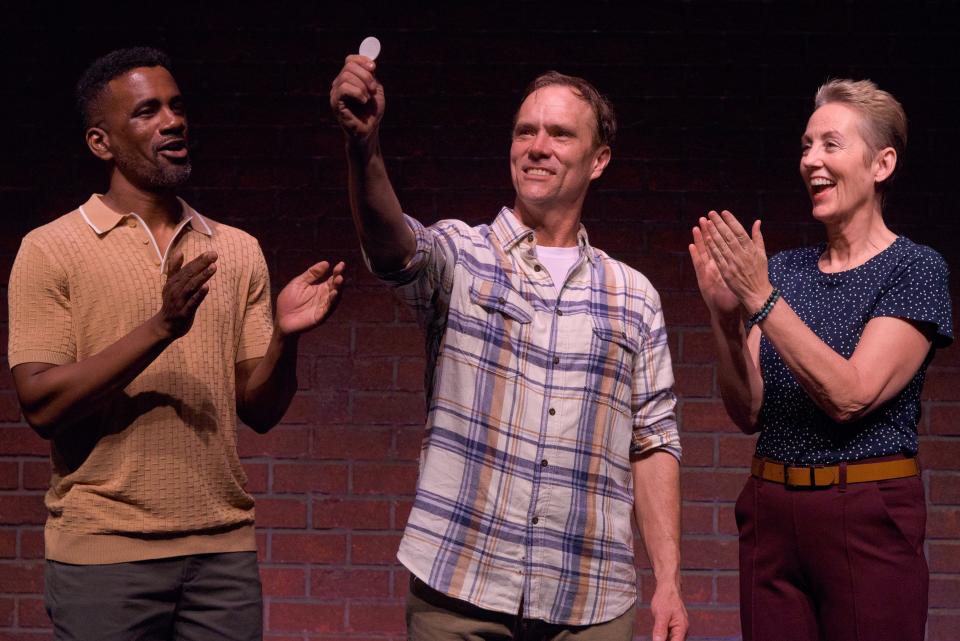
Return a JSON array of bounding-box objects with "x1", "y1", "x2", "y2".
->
[
  {"x1": 652, "y1": 612, "x2": 669, "y2": 641},
  {"x1": 300, "y1": 261, "x2": 330, "y2": 284}
]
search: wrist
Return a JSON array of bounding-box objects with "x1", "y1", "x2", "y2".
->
[{"x1": 145, "y1": 315, "x2": 176, "y2": 344}]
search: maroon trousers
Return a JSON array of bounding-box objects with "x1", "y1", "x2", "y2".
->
[{"x1": 736, "y1": 473, "x2": 927, "y2": 641}]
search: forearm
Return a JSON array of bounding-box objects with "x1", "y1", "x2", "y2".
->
[
  {"x1": 237, "y1": 328, "x2": 300, "y2": 432},
  {"x1": 345, "y1": 136, "x2": 415, "y2": 273},
  {"x1": 711, "y1": 312, "x2": 764, "y2": 433},
  {"x1": 13, "y1": 317, "x2": 173, "y2": 438},
  {"x1": 632, "y1": 451, "x2": 682, "y2": 588}
]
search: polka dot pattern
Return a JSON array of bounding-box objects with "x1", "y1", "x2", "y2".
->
[{"x1": 756, "y1": 236, "x2": 953, "y2": 464}]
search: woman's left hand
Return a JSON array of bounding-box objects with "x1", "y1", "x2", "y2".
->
[{"x1": 698, "y1": 210, "x2": 773, "y2": 314}]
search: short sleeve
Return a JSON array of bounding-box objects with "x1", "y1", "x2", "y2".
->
[
  {"x1": 7, "y1": 238, "x2": 76, "y2": 367},
  {"x1": 236, "y1": 242, "x2": 275, "y2": 363},
  {"x1": 871, "y1": 246, "x2": 953, "y2": 348}
]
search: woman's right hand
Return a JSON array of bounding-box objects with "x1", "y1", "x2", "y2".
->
[{"x1": 689, "y1": 226, "x2": 741, "y2": 321}]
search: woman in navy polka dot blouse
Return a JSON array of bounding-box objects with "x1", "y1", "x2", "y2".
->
[{"x1": 689, "y1": 79, "x2": 952, "y2": 641}]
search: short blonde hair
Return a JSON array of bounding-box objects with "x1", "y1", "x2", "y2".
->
[{"x1": 814, "y1": 78, "x2": 907, "y2": 190}]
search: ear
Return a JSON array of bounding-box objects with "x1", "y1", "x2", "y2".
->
[
  {"x1": 589, "y1": 145, "x2": 611, "y2": 181},
  {"x1": 873, "y1": 146, "x2": 897, "y2": 184},
  {"x1": 85, "y1": 126, "x2": 113, "y2": 161}
]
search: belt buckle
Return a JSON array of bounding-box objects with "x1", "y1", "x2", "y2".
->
[{"x1": 784, "y1": 463, "x2": 824, "y2": 489}]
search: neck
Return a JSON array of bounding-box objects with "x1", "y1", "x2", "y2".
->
[
  {"x1": 820, "y1": 199, "x2": 896, "y2": 271},
  {"x1": 512, "y1": 200, "x2": 582, "y2": 247},
  {"x1": 101, "y1": 172, "x2": 183, "y2": 227}
]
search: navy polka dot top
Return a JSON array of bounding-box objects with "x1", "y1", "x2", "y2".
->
[{"x1": 755, "y1": 236, "x2": 953, "y2": 464}]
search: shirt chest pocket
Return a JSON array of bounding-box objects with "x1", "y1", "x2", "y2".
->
[
  {"x1": 589, "y1": 321, "x2": 641, "y2": 417},
  {"x1": 441, "y1": 279, "x2": 533, "y2": 380}
]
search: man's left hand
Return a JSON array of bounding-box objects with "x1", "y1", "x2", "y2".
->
[
  {"x1": 651, "y1": 582, "x2": 688, "y2": 641},
  {"x1": 275, "y1": 261, "x2": 345, "y2": 336}
]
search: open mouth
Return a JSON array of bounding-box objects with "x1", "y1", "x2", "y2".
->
[
  {"x1": 524, "y1": 167, "x2": 554, "y2": 177},
  {"x1": 157, "y1": 139, "x2": 189, "y2": 160},
  {"x1": 810, "y1": 177, "x2": 835, "y2": 195}
]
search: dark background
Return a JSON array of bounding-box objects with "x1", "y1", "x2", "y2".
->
[{"x1": 2, "y1": 2, "x2": 958, "y2": 639}]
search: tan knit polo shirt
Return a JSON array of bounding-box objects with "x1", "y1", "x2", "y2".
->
[{"x1": 7, "y1": 194, "x2": 274, "y2": 564}]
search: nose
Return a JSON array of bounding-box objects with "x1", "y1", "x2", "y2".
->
[
  {"x1": 159, "y1": 105, "x2": 187, "y2": 135},
  {"x1": 801, "y1": 144, "x2": 822, "y2": 171},
  {"x1": 528, "y1": 130, "x2": 551, "y2": 159}
]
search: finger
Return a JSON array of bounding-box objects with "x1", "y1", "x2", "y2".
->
[
  {"x1": 299, "y1": 261, "x2": 331, "y2": 284},
  {"x1": 702, "y1": 220, "x2": 731, "y2": 262},
  {"x1": 341, "y1": 60, "x2": 379, "y2": 93},
  {"x1": 752, "y1": 219, "x2": 766, "y2": 255},
  {"x1": 335, "y1": 79, "x2": 373, "y2": 106},
  {"x1": 651, "y1": 612, "x2": 669, "y2": 641},
  {"x1": 183, "y1": 285, "x2": 209, "y2": 313},
  {"x1": 719, "y1": 210, "x2": 752, "y2": 248},
  {"x1": 343, "y1": 54, "x2": 376, "y2": 74},
  {"x1": 179, "y1": 252, "x2": 218, "y2": 279},
  {"x1": 166, "y1": 252, "x2": 184, "y2": 277},
  {"x1": 707, "y1": 210, "x2": 738, "y2": 246},
  {"x1": 182, "y1": 262, "x2": 217, "y2": 294}
]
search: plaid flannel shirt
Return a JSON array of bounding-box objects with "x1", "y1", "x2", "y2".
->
[{"x1": 382, "y1": 208, "x2": 680, "y2": 625}]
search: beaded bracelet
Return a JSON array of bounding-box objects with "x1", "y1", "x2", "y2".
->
[{"x1": 746, "y1": 287, "x2": 780, "y2": 331}]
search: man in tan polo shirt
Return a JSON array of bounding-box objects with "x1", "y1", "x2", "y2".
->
[{"x1": 7, "y1": 47, "x2": 343, "y2": 641}]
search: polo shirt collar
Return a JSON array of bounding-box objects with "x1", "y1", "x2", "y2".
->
[
  {"x1": 491, "y1": 206, "x2": 598, "y2": 264},
  {"x1": 78, "y1": 194, "x2": 213, "y2": 237}
]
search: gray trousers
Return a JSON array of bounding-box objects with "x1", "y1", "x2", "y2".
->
[{"x1": 45, "y1": 552, "x2": 262, "y2": 641}]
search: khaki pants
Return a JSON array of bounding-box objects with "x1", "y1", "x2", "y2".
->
[{"x1": 406, "y1": 576, "x2": 635, "y2": 641}]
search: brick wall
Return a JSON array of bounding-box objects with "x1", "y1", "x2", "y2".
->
[{"x1": 1, "y1": 2, "x2": 958, "y2": 639}]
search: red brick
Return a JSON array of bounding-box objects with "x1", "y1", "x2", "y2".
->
[
  {"x1": 0, "y1": 496, "x2": 46, "y2": 525},
  {"x1": 244, "y1": 462, "x2": 268, "y2": 494},
  {"x1": 927, "y1": 507, "x2": 960, "y2": 539},
  {"x1": 254, "y1": 498, "x2": 307, "y2": 529},
  {"x1": 687, "y1": 607, "x2": 741, "y2": 636},
  {"x1": 718, "y1": 506, "x2": 738, "y2": 536},
  {"x1": 929, "y1": 473, "x2": 960, "y2": 504},
  {"x1": 679, "y1": 434, "x2": 715, "y2": 467},
  {"x1": 309, "y1": 427, "x2": 393, "y2": 461},
  {"x1": 0, "y1": 463, "x2": 17, "y2": 490},
  {"x1": 352, "y1": 463, "x2": 418, "y2": 496},
  {"x1": 929, "y1": 612, "x2": 960, "y2": 641},
  {"x1": 682, "y1": 504, "x2": 714, "y2": 535},
  {"x1": 718, "y1": 434, "x2": 758, "y2": 467},
  {"x1": 0, "y1": 562, "x2": 43, "y2": 592},
  {"x1": 268, "y1": 602, "x2": 344, "y2": 633},
  {"x1": 272, "y1": 462, "x2": 348, "y2": 493},
  {"x1": 19, "y1": 529, "x2": 44, "y2": 559},
  {"x1": 351, "y1": 392, "x2": 424, "y2": 426},
  {"x1": 16, "y1": 596, "x2": 48, "y2": 628},
  {"x1": 929, "y1": 575, "x2": 960, "y2": 608},
  {"x1": 660, "y1": 292, "x2": 711, "y2": 327},
  {"x1": 928, "y1": 404, "x2": 960, "y2": 435},
  {"x1": 680, "y1": 331, "x2": 717, "y2": 364},
  {"x1": 311, "y1": 569, "x2": 391, "y2": 599},
  {"x1": 0, "y1": 393, "x2": 21, "y2": 422},
  {"x1": 674, "y1": 365, "x2": 713, "y2": 398},
  {"x1": 313, "y1": 498, "x2": 391, "y2": 530},
  {"x1": 347, "y1": 602, "x2": 405, "y2": 633},
  {"x1": 396, "y1": 358, "x2": 426, "y2": 392},
  {"x1": 349, "y1": 358, "x2": 395, "y2": 391},
  {"x1": 271, "y1": 533, "x2": 347, "y2": 564},
  {"x1": 297, "y1": 323, "x2": 351, "y2": 357},
  {"x1": 928, "y1": 542, "x2": 960, "y2": 572},
  {"x1": 717, "y1": 574, "x2": 740, "y2": 604},
  {"x1": 0, "y1": 531, "x2": 15, "y2": 558},
  {"x1": 681, "y1": 401, "x2": 739, "y2": 432},
  {"x1": 0, "y1": 428, "x2": 47, "y2": 456},
  {"x1": 394, "y1": 428, "x2": 425, "y2": 462},
  {"x1": 260, "y1": 566, "x2": 306, "y2": 598},
  {"x1": 682, "y1": 470, "x2": 747, "y2": 501},
  {"x1": 923, "y1": 370, "x2": 960, "y2": 401},
  {"x1": 332, "y1": 290, "x2": 397, "y2": 324},
  {"x1": 351, "y1": 534, "x2": 402, "y2": 565},
  {"x1": 681, "y1": 538, "x2": 739, "y2": 570},
  {"x1": 238, "y1": 426, "x2": 310, "y2": 459},
  {"x1": 920, "y1": 439, "x2": 960, "y2": 469},
  {"x1": 282, "y1": 391, "x2": 349, "y2": 425},
  {"x1": 0, "y1": 597, "x2": 12, "y2": 627},
  {"x1": 394, "y1": 499, "x2": 414, "y2": 529},
  {"x1": 355, "y1": 325, "x2": 423, "y2": 357},
  {"x1": 21, "y1": 462, "x2": 50, "y2": 491}
]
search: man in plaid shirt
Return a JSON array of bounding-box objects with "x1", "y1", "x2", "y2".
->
[{"x1": 331, "y1": 56, "x2": 688, "y2": 641}]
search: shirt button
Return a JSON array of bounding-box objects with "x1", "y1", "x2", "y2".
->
[
  {"x1": 534, "y1": 265, "x2": 542, "y2": 272},
  {"x1": 127, "y1": 219, "x2": 137, "y2": 228},
  {"x1": 498, "y1": 296, "x2": 506, "y2": 304},
  {"x1": 540, "y1": 459, "x2": 548, "y2": 468},
  {"x1": 531, "y1": 517, "x2": 539, "y2": 525},
  {"x1": 549, "y1": 408, "x2": 556, "y2": 416},
  {"x1": 154, "y1": 260, "x2": 161, "y2": 267},
  {"x1": 556, "y1": 309, "x2": 563, "y2": 316},
  {"x1": 526, "y1": 233, "x2": 534, "y2": 242},
  {"x1": 552, "y1": 356, "x2": 560, "y2": 365},
  {"x1": 142, "y1": 239, "x2": 149, "y2": 245}
]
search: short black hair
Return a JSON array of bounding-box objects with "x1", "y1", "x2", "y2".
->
[{"x1": 76, "y1": 47, "x2": 173, "y2": 128}]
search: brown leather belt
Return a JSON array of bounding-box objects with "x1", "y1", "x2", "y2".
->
[{"x1": 751, "y1": 456, "x2": 919, "y2": 489}]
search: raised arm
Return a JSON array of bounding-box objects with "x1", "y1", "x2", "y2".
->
[
  {"x1": 12, "y1": 251, "x2": 217, "y2": 438},
  {"x1": 330, "y1": 54, "x2": 414, "y2": 273},
  {"x1": 688, "y1": 227, "x2": 764, "y2": 433},
  {"x1": 700, "y1": 210, "x2": 932, "y2": 424}
]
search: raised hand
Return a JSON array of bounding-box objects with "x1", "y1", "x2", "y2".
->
[
  {"x1": 689, "y1": 225, "x2": 740, "y2": 319},
  {"x1": 152, "y1": 251, "x2": 218, "y2": 340},
  {"x1": 698, "y1": 210, "x2": 773, "y2": 314},
  {"x1": 330, "y1": 55, "x2": 385, "y2": 140},
  {"x1": 275, "y1": 261, "x2": 345, "y2": 337}
]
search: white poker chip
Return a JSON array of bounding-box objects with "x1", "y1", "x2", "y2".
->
[{"x1": 359, "y1": 36, "x2": 381, "y2": 61}]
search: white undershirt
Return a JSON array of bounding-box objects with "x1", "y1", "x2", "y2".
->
[{"x1": 536, "y1": 245, "x2": 580, "y2": 296}]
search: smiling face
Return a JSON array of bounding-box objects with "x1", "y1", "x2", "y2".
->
[
  {"x1": 800, "y1": 102, "x2": 888, "y2": 222},
  {"x1": 510, "y1": 85, "x2": 610, "y2": 218},
  {"x1": 91, "y1": 65, "x2": 191, "y2": 191}
]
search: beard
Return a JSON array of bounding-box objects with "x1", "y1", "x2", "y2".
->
[{"x1": 113, "y1": 148, "x2": 192, "y2": 191}]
